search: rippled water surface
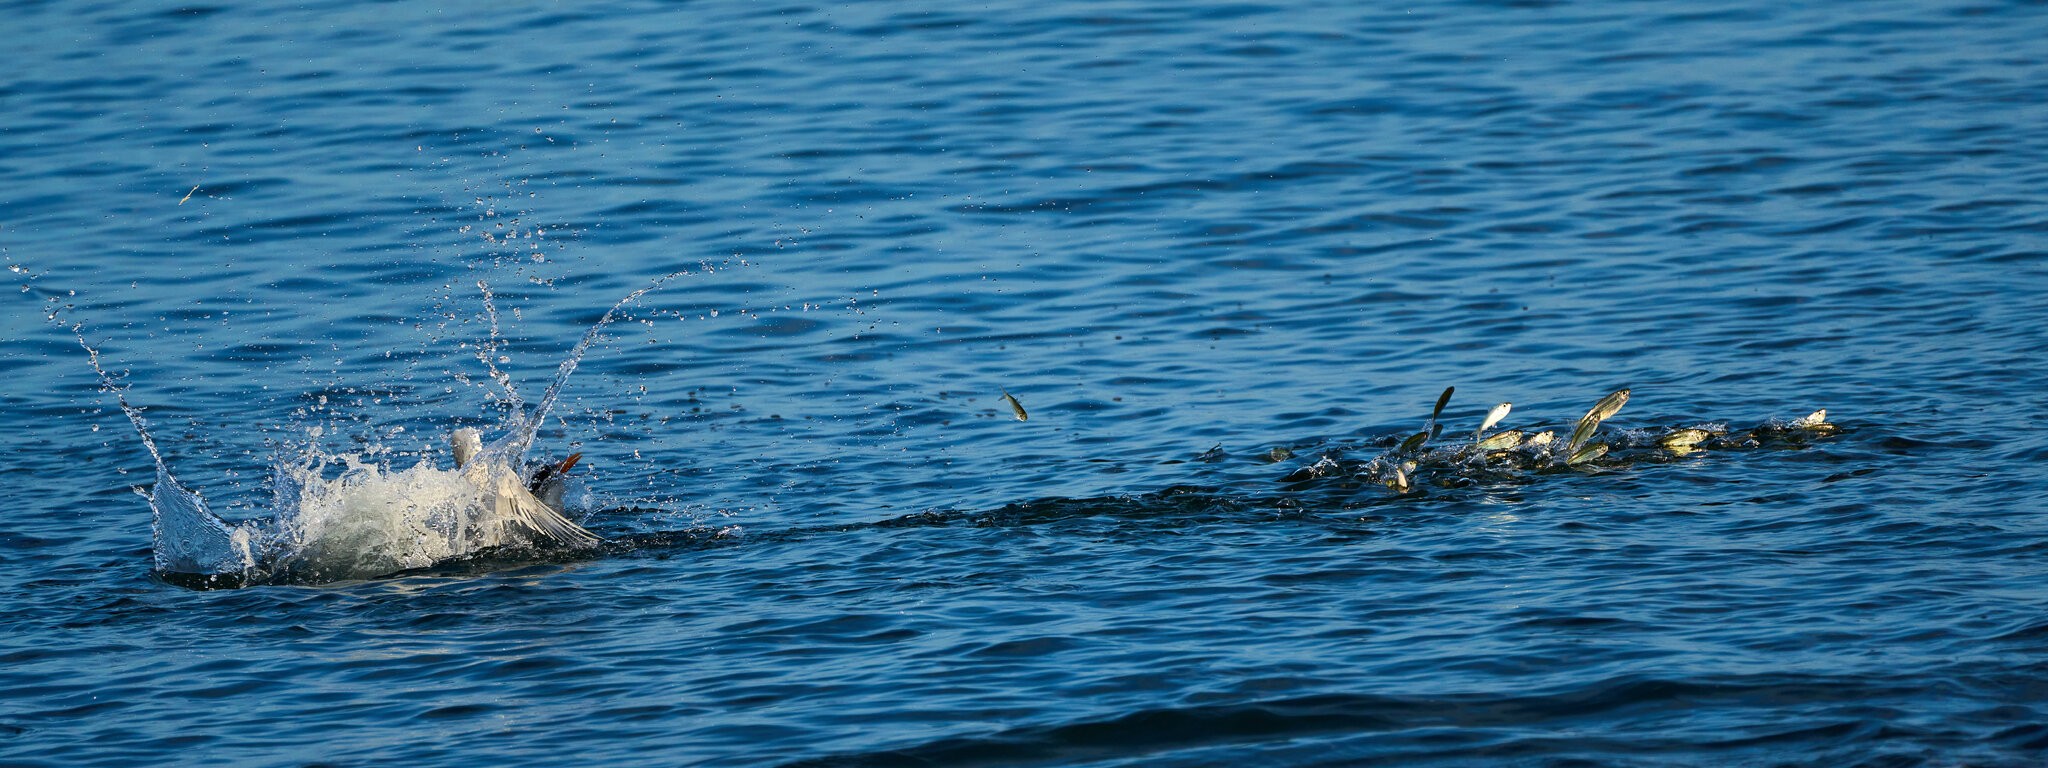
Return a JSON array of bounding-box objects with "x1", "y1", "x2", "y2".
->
[{"x1": 6, "y1": 1, "x2": 2048, "y2": 765}]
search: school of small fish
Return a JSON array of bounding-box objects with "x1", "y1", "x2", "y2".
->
[{"x1": 1277, "y1": 387, "x2": 1839, "y2": 494}]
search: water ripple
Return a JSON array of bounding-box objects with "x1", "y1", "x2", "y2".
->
[{"x1": 5, "y1": 0, "x2": 2048, "y2": 764}]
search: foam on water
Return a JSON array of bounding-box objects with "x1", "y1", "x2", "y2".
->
[
  {"x1": 253, "y1": 452, "x2": 564, "y2": 584},
  {"x1": 65, "y1": 272, "x2": 685, "y2": 586}
]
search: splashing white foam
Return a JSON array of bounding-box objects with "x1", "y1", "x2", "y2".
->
[
  {"x1": 69, "y1": 270, "x2": 687, "y2": 586},
  {"x1": 256, "y1": 451, "x2": 597, "y2": 583}
]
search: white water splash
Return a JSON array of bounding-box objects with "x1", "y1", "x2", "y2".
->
[
  {"x1": 72, "y1": 325, "x2": 260, "y2": 576},
  {"x1": 255, "y1": 449, "x2": 599, "y2": 584},
  {"x1": 73, "y1": 271, "x2": 685, "y2": 586}
]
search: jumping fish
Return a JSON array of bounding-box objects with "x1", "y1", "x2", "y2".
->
[
  {"x1": 1427, "y1": 386, "x2": 1454, "y2": 443},
  {"x1": 1474, "y1": 429, "x2": 1525, "y2": 452},
  {"x1": 1001, "y1": 390, "x2": 1029, "y2": 421},
  {"x1": 1275, "y1": 387, "x2": 1839, "y2": 496},
  {"x1": 1384, "y1": 461, "x2": 1412, "y2": 493},
  {"x1": 1399, "y1": 431, "x2": 1430, "y2": 453},
  {"x1": 1476, "y1": 402, "x2": 1511, "y2": 441},
  {"x1": 1566, "y1": 389, "x2": 1630, "y2": 456},
  {"x1": 1657, "y1": 428, "x2": 1718, "y2": 454},
  {"x1": 1566, "y1": 442, "x2": 1609, "y2": 466},
  {"x1": 1789, "y1": 409, "x2": 1839, "y2": 435},
  {"x1": 1401, "y1": 386, "x2": 1457, "y2": 454}
]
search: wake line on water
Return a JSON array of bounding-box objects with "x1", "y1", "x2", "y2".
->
[
  {"x1": 555, "y1": 391, "x2": 1846, "y2": 581},
  {"x1": 64, "y1": 271, "x2": 687, "y2": 588},
  {"x1": 51, "y1": 265, "x2": 1842, "y2": 589},
  {"x1": 133, "y1": 370, "x2": 1839, "y2": 588}
]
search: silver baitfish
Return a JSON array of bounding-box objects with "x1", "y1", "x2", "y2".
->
[
  {"x1": 1566, "y1": 388, "x2": 1630, "y2": 456},
  {"x1": 1657, "y1": 427, "x2": 1720, "y2": 454},
  {"x1": 1475, "y1": 402, "x2": 1511, "y2": 441},
  {"x1": 1475, "y1": 429, "x2": 1525, "y2": 452},
  {"x1": 1790, "y1": 409, "x2": 1838, "y2": 435},
  {"x1": 1274, "y1": 387, "x2": 1840, "y2": 498},
  {"x1": 1001, "y1": 390, "x2": 1029, "y2": 421},
  {"x1": 1566, "y1": 442, "x2": 1609, "y2": 466}
]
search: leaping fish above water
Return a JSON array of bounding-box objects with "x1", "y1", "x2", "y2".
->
[
  {"x1": 1280, "y1": 387, "x2": 1840, "y2": 493},
  {"x1": 1001, "y1": 390, "x2": 1029, "y2": 421}
]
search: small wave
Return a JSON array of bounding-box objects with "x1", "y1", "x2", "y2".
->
[{"x1": 779, "y1": 674, "x2": 1934, "y2": 768}]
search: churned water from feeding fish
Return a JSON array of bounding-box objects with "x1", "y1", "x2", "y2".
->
[{"x1": 5, "y1": 1, "x2": 2048, "y2": 765}]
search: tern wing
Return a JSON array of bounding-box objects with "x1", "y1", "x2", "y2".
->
[{"x1": 493, "y1": 474, "x2": 602, "y2": 549}]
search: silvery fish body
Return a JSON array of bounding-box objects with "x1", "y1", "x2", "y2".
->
[
  {"x1": 1275, "y1": 388, "x2": 1839, "y2": 497},
  {"x1": 1567, "y1": 389, "x2": 1631, "y2": 455},
  {"x1": 1475, "y1": 403, "x2": 1511, "y2": 441}
]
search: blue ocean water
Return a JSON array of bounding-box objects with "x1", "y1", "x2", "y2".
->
[{"x1": 4, "y1": 0, "x2": 2048, "y2": 764}]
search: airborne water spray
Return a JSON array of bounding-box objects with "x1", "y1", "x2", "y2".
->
[{"x1": 50, "y1": 268, "x2": 690, "y2": 587}]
